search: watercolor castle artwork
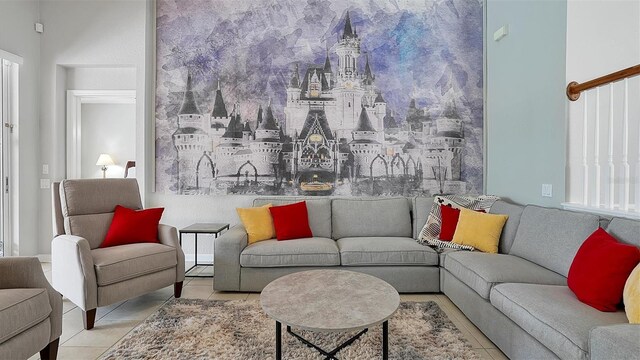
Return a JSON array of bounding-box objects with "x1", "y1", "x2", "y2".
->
[{"x1": 155, "y1": 0, "x2": 484, "y2": 196}]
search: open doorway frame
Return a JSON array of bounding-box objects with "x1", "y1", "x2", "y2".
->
[{"x1": 66, "y1": 90, "x2": 136, "y2": 179}]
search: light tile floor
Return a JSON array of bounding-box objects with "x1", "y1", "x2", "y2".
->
[{"x1": 35, "y1": 264, "x2": 507, "y2": 360}]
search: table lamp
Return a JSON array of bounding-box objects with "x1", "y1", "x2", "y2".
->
[{"x1": 96, "y1": 154, "x2": 115, "y2": 178}]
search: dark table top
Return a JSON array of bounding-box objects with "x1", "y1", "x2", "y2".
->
[{"x1": 179, "y1": 223, "x2": 230, "y2": 234}]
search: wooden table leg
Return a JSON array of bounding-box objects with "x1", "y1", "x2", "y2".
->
[
  {"x1": 276, "y1": 321, "x2": 282, "y2": 360},
  {"x1": 383, "y1": 320, "x2": 388, "y2": 360}
]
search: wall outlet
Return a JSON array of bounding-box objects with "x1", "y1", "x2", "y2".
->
[
  {"x1": 35, "y1": 22, "x2": 44, "y2": 33},
  {"x1": 493, "y1": 24, "x2": 509, "y2": 41},
  {"x1": 541, "y1": 184, "x2": 553, "y2": 198},
  {"x1": 40, "y1": 179, "x2": 50, "y2": 189},
  {"x1": 42, "y1": 164, "x2": 49, "y2": 175}
]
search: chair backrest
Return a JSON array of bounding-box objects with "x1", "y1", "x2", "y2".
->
[{"x1": 55, "y1": 179, "x2": 143, "y2": 249}]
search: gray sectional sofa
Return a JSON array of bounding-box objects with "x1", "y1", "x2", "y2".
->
[{"x1": 214, "y1": 196, "x2": 640, "y2": 360}]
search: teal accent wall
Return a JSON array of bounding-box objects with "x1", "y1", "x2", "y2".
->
[{"x1": 486, "y1": 0, "x2": 568, "y2": 207}]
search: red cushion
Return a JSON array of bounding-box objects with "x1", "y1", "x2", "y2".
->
[
  {"x1": 568, "y1": 228, "x2": 640, "y2": 311},
  {"x1": 439, "y1": 205, "x2": 461, "y2": 241},
  {"x1": 101, "y1": 205, "x2": 164, "y2": 248},
  {"x1": 269, "y1": 201, "x2": 313, "y2": 240}
]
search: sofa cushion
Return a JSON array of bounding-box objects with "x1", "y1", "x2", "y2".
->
[
  {"x1": 606, "y1": 217, "x2": 640, "y2": 247},
  {"x1": 509, "y1": 205, "x2": 600, "y2": 276},
  {"x1": 0, "y1": 288, "x2": 52, "y2": 343},
  {"x1": 413, "y1": 196, "x2": 434, "y2": 239},
  {"x1": 92, "y1": 243, "x2": 177, "y2": 286},
  {"x1": 490, "y1": 283, "x2": 628, "y2": 360},
  {"x1": 337, "y1": 237, "x2": 438, "y2": 266},
  {"x1": 240, "y1": 237, "x2": 340, "y2": 267},
  {"x1": 253, "y1": 197, "x2": 332, "y2": 238},
  {"x1": 445, "y1": 252, "x2": 566, "y2": 299},
  {"x1": 488, "y1": 200, "x2": 524, "y2": 253},
  {"x1": 332, "y1": 198, "x2": 411, "y2": 239}
]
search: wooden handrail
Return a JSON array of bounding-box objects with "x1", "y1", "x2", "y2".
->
[{"x1": 566, "y1": 64, "x2": 640, "y2": 101}]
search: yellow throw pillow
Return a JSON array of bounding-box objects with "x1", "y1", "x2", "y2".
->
[
  {"x1": 452, "y1": 208, "x2": 508, "y2": 253},
  {"x1": 236, "y1": 204, "x2": 275, "y2": 244},
  {"x1": 623, "y1": 264, "x2": 640, "y2": 324}
]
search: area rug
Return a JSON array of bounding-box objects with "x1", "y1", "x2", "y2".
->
[{"x1": 101, "y1": 299, "x2": 479, "y2": 360}]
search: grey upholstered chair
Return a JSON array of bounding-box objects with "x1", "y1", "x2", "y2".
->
[
  {"x1": 0, "y1": 257, "x2": 62, "y2": 360},
  {"x1": 51, "y1": 179, "x2": 185, "y2": 330}
]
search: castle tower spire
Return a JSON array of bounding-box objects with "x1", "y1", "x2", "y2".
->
[
  {"x1": 178, "y1": 71, "x2": 201, "y2": 115},
  {"x1": 324, "y1": 48, "x2": 332, "y2": 73},
  {"x1": 211, "y1": 78, "x2": 228, "y2": 118},
  {"x1": 342, "y1": 11, "x2": 356, "y2": 39},
  {"x1": 363, "y1": 53, "x2": 375, "y2": 85}
]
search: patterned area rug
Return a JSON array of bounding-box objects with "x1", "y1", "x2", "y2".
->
[{"x1": 101, "y1": 299, "x2": 479, "y2": 360}]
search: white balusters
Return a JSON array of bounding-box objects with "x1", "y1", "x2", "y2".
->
[
  {"x1": 582, "y1": 93, "x2": 589, "y2": 205},
  {"x1": 607, "y1": 84, "x2": 615, "y2": 209},
  {"x1": 593, "y1": 87, "x2": 601, "y2": 206},
  {"x1": 621, "y1": 78, "x2": 630, "y2": 211}
]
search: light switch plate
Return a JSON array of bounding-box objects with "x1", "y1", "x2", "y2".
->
[
  {"x1": 40, "y1": 179, "x2": 50, "y2": 189},
  {"x1": 42, "y1": 164, "x2": 49, "y2": 175},
  {"x1": 542, "y1": 184, "x2": 553, "y2": 198},
  {"x1": 493, "y1": 25, "x2": 509, "y2": 41}
]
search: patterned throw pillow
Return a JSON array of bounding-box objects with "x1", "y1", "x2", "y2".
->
[{"x1": 418, "y1": 194, "x2": 500, "y2": 251}]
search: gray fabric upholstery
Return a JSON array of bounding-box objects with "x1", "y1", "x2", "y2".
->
[
  {"x1": 337, "y1": 237, "x2": 438, "y2": 266},
  {"x1": 489, "y1": 200, "x2": 525, "y2": 253},
  {"x1": 444, "y1": 252, "x2": 566, "y2": 299},
  {"x1": 52, "y1": 181, "x2": 65, "y2": 237},
  {"x1": 52, "y1": 235, "x2": 98, "y2": 310},
  {"x1": 92, "y1": 243, "x2": 177, "y2": 286},
  {"x1": 590, "y1": 324, "x2": 640, "y2": 360},
  {"x1": 412, "y1": 196, "x2": 434, "y2": 239},
  {"x1": 253, "y1": 197, "x2": 332, "y2": 238},
  {"x1": 332, "y1": 198, "x2": 412, "y2": 239},
  {"x1": 240, "y1": 237, "x2": 340, "y2": 267},
  {"x1": 59, "y1": 178, "x2": 142, "y2": 216},
  {"x1": 0, "y1": 289, "x2": 51, "y2": 344},
  {"x1": 509, "y1": 206, "x2": 600, "y2": 276},
  {"x1": 0, "y1": 318, "x2": 50, "y2": 360},
  {"x1": 490, "y1": 283, "x2": 628, "y2": 360},
  {"x1": 214, "y1": 224, "x2": 247, "y2": 291},
  {"x1": 438, "y1": 248, "x2": 459, "y2": 268},
  {"x1": 158, "y1": 224, "x2": 186, "y2": 283},
  {"x1": 97, "y1": 268, "x2": 176, "y2": 307},
  {"x1": 441, "y1": 269, "x2": 560, "y2": 360},
  {"x1": 65, "y1": 213, "x2": 114, "y2": 250},
  {"x1": 606, "y1": 217, "x2": 640, "y2": 246},
  {"x1": 0, "y1": 257, "x2": 62, "y2": 359},
  {"x1": 240, "y1": 266, "x2": 440, "y2": 293}
]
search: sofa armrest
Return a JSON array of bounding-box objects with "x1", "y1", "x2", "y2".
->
[
  {"x1": 213, "y1": 224, "x2": 247, "y2": 291},
  {"x1": 51, "y1": 235, "x2": 97, "y2": 311},
  {"x1": 590, "y1": 324, "x2": 640, "y2": 360},
  {"x1": 158, "y1": 224, "x2": 185, "y2": 282},
  {"x1": 0, "y1": 257, "x2": 63, "y2": 342}
]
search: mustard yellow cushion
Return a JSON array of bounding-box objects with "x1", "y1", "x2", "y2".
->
[
  {"x1": 623, "y1": 264, "x2": 640, "y2": 324},
  {"x1": 236, "y1": 204, "x2": 275, "y2": 244},
  {"x1": 452, "y1": 208, "x2": 508, "y2": 253}
]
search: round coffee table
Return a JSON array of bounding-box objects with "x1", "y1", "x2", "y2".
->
[{"x1": 261, "y1": 269, "x2": 400, "y2": 360}]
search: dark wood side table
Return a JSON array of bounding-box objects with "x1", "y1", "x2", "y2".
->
[{"x1": 179, "y1": 223, "x2": 229, "y2": 278}]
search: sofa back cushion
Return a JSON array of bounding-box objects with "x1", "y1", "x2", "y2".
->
[
  {"x1": 60, "y1": 179, "x2": 143, "y2": 249},
  {"x1": 489, "y1": 200, "x2": 525, "y2": 253},
  {"x1": 332, "y1": 198, "x2": 412, "y2": 239},
  {"x1": 413, "y1": 196, "x2": 434, "y2": 239},
  {"x1": 253, "y1": 197, "x2": 331, "y2": 238},
  {"x1": 509, "y1": 205, "x2": 600, "y2": 276},
  {"x1": 606, "y1": 217, "x2": 640, "y2": 247}
]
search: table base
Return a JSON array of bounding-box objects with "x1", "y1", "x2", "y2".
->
[{"x1": 275, "y1": 321, "x2": 388, "y2": 360}]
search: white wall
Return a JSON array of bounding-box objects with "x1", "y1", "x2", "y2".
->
[
  {"x1": 80, "y1": 103, "x2": 136, "y2": 179},
  {"x1": 485, "y1": 0, "x2": 568, "y2": 207},
  {"x1": 38, "y1": 0, "x2": 148, "y2": 254},
  {"x1": 565, "y1": 0, "x2": 640, "y2": 208},
  {"x1": 0, "y1": 0, "x2": 41, "y2": 255}
]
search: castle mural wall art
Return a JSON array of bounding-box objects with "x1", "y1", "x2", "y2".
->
[{"x1": 155, "y1": 0, "x2": 484, "y2": 196}]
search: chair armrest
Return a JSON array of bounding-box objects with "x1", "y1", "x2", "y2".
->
[
  {"x1": 0, "y1": 257, "x2": 63, "y2": 342},
  {"x1": 213, "y1": 224, "x2": 247, "y2": 291},
  {"x1": 158, "y1": 224, "x2": 185, "y2": 282},
  {"x1": 51, "y1": 235, "x2": 97, "y2": 311},
  {"x1": 590, "y1": 324, "x2": 640, "y2": 360}
]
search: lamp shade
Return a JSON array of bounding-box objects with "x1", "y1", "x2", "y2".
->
[{"x1": 96, "y1": 154, "x2": 115, "y2": 166}]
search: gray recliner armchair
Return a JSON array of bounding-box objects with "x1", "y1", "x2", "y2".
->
[
  {"x1": 51, "y1": 179, "x2": 185, "y2": 330},
  {"x1": 0, "y1": 257, "x2": 62, "y2": 360}
]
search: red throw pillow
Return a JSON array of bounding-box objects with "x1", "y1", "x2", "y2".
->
[
  {"x1": 101, "y1": 205, "x2": 164, "y2": 248},
  {"x1": 568, "y1": 228, "x2": 640, "y2": 311},
  {"x1": 269, "y1": 201, "x2": 313, "y2": 240},
  {"x1": 439, "y1": 205, "x2": 461, "y2": 241}
]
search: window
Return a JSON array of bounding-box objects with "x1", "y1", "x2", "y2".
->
[{"x1": 0, "y1": 53, "x2": 19, "y2": 257}]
